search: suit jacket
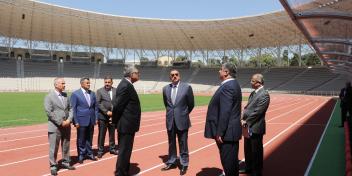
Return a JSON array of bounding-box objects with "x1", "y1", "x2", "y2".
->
[
  {"x1": 340, "y1": 86, "x2": 352, "y2": 108},
  {"x1": 112, "y1": 78, "x2": 141, "y2": 134},
  {"x1": 96, "y1": 87, "x2": 116, "y2": 121},
  {"x1": 242, "y1": 88, "x2": 270, "y2": 135},
  {"x1": 44, "y1": 91, "x2": 73, "y2": 132},
  {"x1": 162, "y1": 82, "x2": 194, "y2": 131},
  {"x1": 204, "y1": 79, "x2": 242, "y2": 141},
  {"x1": 70, "y1": 89, "x2": 98, "y2": 127}
]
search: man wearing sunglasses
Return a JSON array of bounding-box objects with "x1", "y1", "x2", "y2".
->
[{"x1": 161, "y1": 69, "x2": 194, "y2": 175}]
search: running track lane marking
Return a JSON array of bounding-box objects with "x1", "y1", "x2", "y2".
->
[
  {"x1": 41, "y1": 131, "x2": 205, "y2": 176},
  {"x1": 0, "y1": 97, "x2": 320, "y2": 166},
  {"x1": 137, "y1": 99, "x2": 329, "y2": 175},
  {"x1": 303, "y1": 100, "x2": 337, "y2": 176},
  {"x1": 0, "y1": 98, "x2": 308, "y2": 143}
]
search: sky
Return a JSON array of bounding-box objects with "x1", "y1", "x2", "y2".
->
[{"x1": 37, "y1": 0, "x2": 283, "y2": 19}]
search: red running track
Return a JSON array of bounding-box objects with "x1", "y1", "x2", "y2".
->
[{"x1": 0, "y1": 94, "x2": 335, "y2": 176}]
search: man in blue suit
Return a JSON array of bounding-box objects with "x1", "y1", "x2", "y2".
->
[
  {"x1": 71, "y1": 77, "x2": 98, "y2": 164},
  {"x1": 161, "y1": 69, "x2": 194, "y2": 175},
  {"x1": 204, "y1": 63, "x2": 242, "y2": 176}
]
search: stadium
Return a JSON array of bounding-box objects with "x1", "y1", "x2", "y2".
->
[{"x1": 0, "y1": 0, "x2": 350, "y2": 175}]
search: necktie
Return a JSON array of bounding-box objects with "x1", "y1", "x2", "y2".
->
[
  {"x1": 171, "y1": 85, "x2": 177, "y2": 105},
  {"x1": 85, "y1": 91, "x2": 91, "y2": 106},
  {"x1": 109, "y1": 90, "x2": 113, "y2": 100},
  {"x1": 249, "y1": 91, "x2": 256, "y2": 102},
  {"x1": 58, "y1": 94, "x2": 65, "y2": 106}
]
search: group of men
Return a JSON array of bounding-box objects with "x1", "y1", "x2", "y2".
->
[
  {"x1": 44, "y1": 65, "x2": 140, "y2": 176},
  {"x1": 44, "y1": 63, "x2": 270, "y2": 176}
]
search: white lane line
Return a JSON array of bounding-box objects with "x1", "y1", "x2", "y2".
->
[
  {"x1": 41, "y1": 131, "x2": 205, "y2": 176},
  {"x1": 0, "y1": 129, "x2": 47, "y2": 136},
  {"x1": 0, "y1": 97, "x2": 295, "y2": 136},
  {"x1": 0, "y1": 109, "x2": 207, "y2": 137},
  {"x1": 136, "y1": 99, "x2": 329, "y2": 175},
  {"x1": 263, "y1": 99, "x2": 329, "y2": 148},
  {"x1": 0, "y1": 97, "x2": 315, "y2": 164},
  {"x1": 0, "y1": 116, "x2": 205, "y2": 153},
  {"x1": 0, "y1": 135, "x2": 48, "y2": 143},
  {"x1": 304, "y1": 100, "x2": 336, "y2": 176}
]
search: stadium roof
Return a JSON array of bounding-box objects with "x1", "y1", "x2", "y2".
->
[
  {"x1": 0, "y1": 0, "x2": 306, "y2": 51},
  {"x1": 280, "y1": 0, "x2": 352, "y2": 75}
]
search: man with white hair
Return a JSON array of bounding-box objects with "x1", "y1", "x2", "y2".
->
[{"x1": 44, "y1": 78, "x2": 75, "y2": 176}]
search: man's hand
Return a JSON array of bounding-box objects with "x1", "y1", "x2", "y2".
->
[
  {"x1": 215, "y1": 135, "x2": 223, "y2": 144},
  {"x1": 241, "y1": 120, "x2": 247, "y2": 127},
  {"x1": 61, "y1": 120, "x2": 70, "y2": 127},
  {"x1": 107, "y1": 111, "x2": 112, "y2": 117},
  {"x1": 75, "y1": 124, "x2": 80, "y2": 128}
]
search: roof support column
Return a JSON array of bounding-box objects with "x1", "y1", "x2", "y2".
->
[
  {"x1": 298, "y1": 43, "x2": 302, "y2": 67},
  {"x1": 240, "y1": 49, "x2": 244, "y2": 68},
  {"x1": 167, "y1": 50, "x2": 170, "y2": 67},
  {"x1": 173, "y1": 50, "x2": 176, "y2": 63},
  {"x1": 277, "y1": 46, "x2": 281, "y2": 67},
  {"x1": 258, "y1": 48, "x2": 262, "y2": 68},
  {"x1": 7, "y1": 37, "x2": 11, "y2": 59}
]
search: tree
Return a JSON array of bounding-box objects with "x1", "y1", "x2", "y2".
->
[
  {"x1": 175, "y1": 56, "x2": 187, "y2": 61},
  {"x1": 290, "y1": 53, "x2": 300, "y2": 66},
  {"x1": 302, "y1": 53, "x2": 321, "y2": 66},
  {"x1": 282, "y1": 50, "x2": 289, "y2": 66},
  {"x1": 208, "y1": 58, "x2": 221, "y2": 66},
  {"x1": 221, "y1": 55, "x2": 229, "y2": 64},
  {"x1": 140, "y1": 57, "x2": 149, "y2": 62},
  {"x1": 248, "y1": 54, "x2": 276, "y2": 68},
  {"x1": 248, "y1": 56, "x2": 258, "y2": 67},
  {"x1": 229, "y1": 56, "x2": 239, "y2": 67},
  {"x1": 260, "y1": 54, "x2": 276, "y2": 67}
]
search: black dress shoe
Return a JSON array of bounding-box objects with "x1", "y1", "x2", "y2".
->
[
  {"x1": 161, "y1": 163, "x2": 176, "y2": 171},
  {"x1": 239, "y1": 169, "x2": 252, "y2": 174},
  {"x1": 97, "y1": 153, "x2": 103, "y2": 158},
  {"x1": 180, "y1": 165, "x2": 188, "y2": 175},
  {"x1": 88, "y1": 156, "x2": 97, "y2": 161},
  {"x1": 78, "y1": 159, "x2": 83, "y2": 164},
  {"x1": 62, "y1": 165, "x2": 76, "y2": 170},
  {"x1": 50, "y1": 169, "x2": 58, "y2": 176},
  {"x1": 110, "y1": 150, "x2": 118, "y2": 155}
]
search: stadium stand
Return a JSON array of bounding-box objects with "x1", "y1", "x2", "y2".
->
[
  {"x1": 0, "y1": 59, "x2": 17, "y2": 77},
  {"x1": 263, "y1": 67, "x2": 306, "y2": 90},
  {"x1": 24, "y1": 60, "x2": 58, "y2": 77},
  {"x1": 0, "y1": 58, "x2": 348, "y2": 93},
  {"x1": 276, "y1": 67, "x2": 338, "y2": 91}
]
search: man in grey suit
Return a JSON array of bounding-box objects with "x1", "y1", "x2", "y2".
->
[
  {"x1": 204, "y1": 63, "x2": 242, "y2": 176},
  {"x1": 240, "y1": 73, "x2": 270, "y2": 176},
  {"x1": 44, "y1": 78, "x2": 75, "y2": 176},
  {"x1": 161, "y1": 69, "x2": 194, "y2": 175},
  {"x1": 97, "y1": 76, "x2": 118, "y2": 158}
]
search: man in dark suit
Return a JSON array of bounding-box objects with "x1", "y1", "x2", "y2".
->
[
  {"x1": 70, "y1": 77, "x2": 98, "y2": 164},
  {"x1": 204, "y1": 63, "x2": 242, "y2": 176},
  {"x1": 44, "y1": 78, "x2": 75, "y2": 175},
  {"x1": 97, "y1": 76, "x2": 118, "y2": 158},
  {"x1": 161, "y1": 69, "x2": 194, "y2": 175},
  {"x1": 112, "y1": 65, "x2": 141, "y2": 176},
  {"x1": 240, "y1": 73, "x2": 270, "y2": 176},
  {"x1": 339, "y1": 81, "x2": 352, "y2": 127}
]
